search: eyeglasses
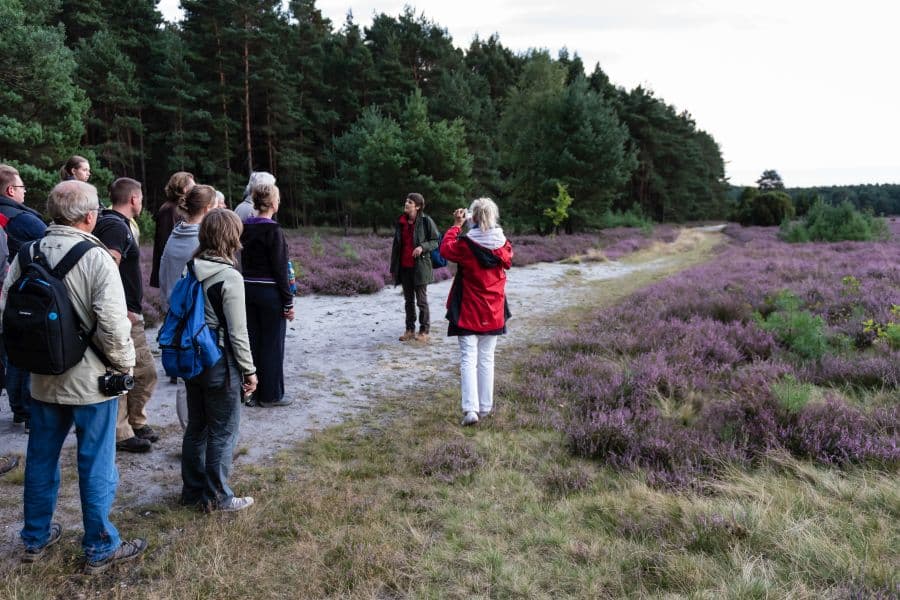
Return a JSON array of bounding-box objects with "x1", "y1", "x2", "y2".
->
[{"x1": 11, "y1": 185, "x2": 26, "y2": 190}]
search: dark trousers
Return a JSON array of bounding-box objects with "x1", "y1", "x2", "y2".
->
[
  {"x1": 181, "y1": 354, "x2": 241, "y2": 510},
  {"x1": 244, "y1": 283, "x2": 286, "y2": 404},
  {"x1": 399, "y1": 267, "x2": 429, "y2": 333}
]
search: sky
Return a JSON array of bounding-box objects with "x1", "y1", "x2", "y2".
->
[{"x1": 157, "y1": 0, "x2": 900, "y2": 188}]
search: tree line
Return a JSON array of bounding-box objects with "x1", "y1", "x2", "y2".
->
[{"x1": 2, "y1": 0, "x2": 731, "y2": 233}]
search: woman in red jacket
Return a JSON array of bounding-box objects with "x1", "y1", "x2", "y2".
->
[{"x1": 440, "y1": 198, "x2": 513, "y2": 426}]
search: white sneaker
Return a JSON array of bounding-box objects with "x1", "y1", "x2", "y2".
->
[
  {"x1": 461, "y1": 411, "x2": 479, "y2": 426},
  {"x1": 218, "y1": 496, "x2": 254, "y2": 512},
  {"x1": 478, "y1": 410, "x2": 492, "y2": 419}
]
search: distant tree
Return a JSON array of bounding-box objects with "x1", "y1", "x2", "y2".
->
[
  {"x1": 0, "y1": 0, "x2": 89, "y2": 202},
  {"x1": 544, "y1": 182, "x2": 574, "y2": 233},
  {"x1": 757, "y1": 169, "x2": 785, "y2": 190},
  {"x1": 737, "y1": 190, "x2": 794, "y2": 226}
]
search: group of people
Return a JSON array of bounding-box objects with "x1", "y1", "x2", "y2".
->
[
  {"x1": 0, "y1": 159, "x2": 295, "y2": 573},
  {"x1": 0, "y1": 159, "x2": 513, "y2": 574}
]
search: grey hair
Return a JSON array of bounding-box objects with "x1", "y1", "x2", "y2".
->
[
  {"x1": 469, "y1": 197, "x2": 499, "y2": 232},
  {"x1": 243, "y1": 171, "x2": 276, "y2": 200},
  {"x1": 214, "y1": 190, "x2": 226, "y2": 208},
  {"x1": 47, "y1": 180, "x2": 99, "y2": 225}
]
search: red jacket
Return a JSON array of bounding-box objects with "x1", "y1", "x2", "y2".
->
[{"x1": 440, "y1": 225, "x2": 513, "y2": 334}]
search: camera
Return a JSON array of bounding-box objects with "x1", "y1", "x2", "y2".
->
[{"x1": 98, "y1": 372, "x2": 135, "y2": 396}]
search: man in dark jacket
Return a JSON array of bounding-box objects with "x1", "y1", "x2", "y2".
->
[
  {"x1": 0, "y1": 164, "x2": 47, "y2": 431},
  {"x1": 389, "y1": 192, "x2": 440, "y2": 342}
]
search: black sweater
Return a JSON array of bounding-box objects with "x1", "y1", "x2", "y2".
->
[{"x1": 239, "y1": 220, "x2": 293, "y2": 309}]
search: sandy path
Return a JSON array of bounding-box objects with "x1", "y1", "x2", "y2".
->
[{"x1": 0, "y1": 227, "x2": 721, "y2": 560}]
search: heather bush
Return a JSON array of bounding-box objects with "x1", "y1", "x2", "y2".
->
[
  {"x1": 420, "y1": 438, "x2": 484, "y2": 483},
  {"x1": 511, "y1": 222, "x2": 900, "y2": 487}
]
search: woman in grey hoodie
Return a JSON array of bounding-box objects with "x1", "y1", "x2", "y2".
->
[{"x1": 159, "y1": 185, "x2": 217, "y2": 312}]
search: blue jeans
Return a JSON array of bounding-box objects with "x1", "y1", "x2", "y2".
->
[
  {"x1": 6, "y1": 364, "x2": 33, "y2": 420},
  {"x1": 22, "y1": 398, "x2": 121, "y2": 561},
  {"x1": 181, "y1": 354, "x2": 241, "y2": 509}
]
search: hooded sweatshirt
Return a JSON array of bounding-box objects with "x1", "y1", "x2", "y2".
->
[
  {"x1": 159, "y1": 222, "x2": 200, "y2": 312},
  {"x1": 191, "y1": 255, "x2": 256, "y2": 376}
]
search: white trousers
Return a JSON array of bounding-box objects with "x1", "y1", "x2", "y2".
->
[{"x1": 458, "y1": 335, "x2": 499, "y2": 414}]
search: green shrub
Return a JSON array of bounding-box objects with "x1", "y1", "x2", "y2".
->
[
  {"x1": 756, "y1": 291, "x2": 828, "y2": 360},
  {"x1": 597, "y1": 204, "x2": 653, "y2": 232},
  {"x1": 780, "y1": 200, "x2": 889, "y2": 243},
  {"x1": 771, "y1": 376, "x2": 814, "y2": 414},
  {"x1": 136, "y1": 209, "x2": 156, "y2": 241}
]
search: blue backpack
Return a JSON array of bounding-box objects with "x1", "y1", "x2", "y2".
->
[
  {"x1": 157, "y1": 261, "x2": 221, "y2": 379},
  {"x1": 431, "y1": 232, "x2": 448, "y2": 268}
]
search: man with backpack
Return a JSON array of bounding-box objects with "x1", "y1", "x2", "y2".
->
[
  {"x1": 0, "y1": 180, "x2": 147, "y2": 573},
  {"x1": 0, "y1": 164, "x2": 47, "y2": 432},
  {"x1": 93, "y1": 178, "x2": 159, "y2": 453}
]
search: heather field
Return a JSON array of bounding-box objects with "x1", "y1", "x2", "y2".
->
[{"x1": 6, "y1": 224, "x2": 898, "y2": 598}]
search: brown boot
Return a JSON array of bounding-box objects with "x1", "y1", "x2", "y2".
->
[
  {"x1": 415, "y1": 331, "x2": 430, "y2": 343},
  {"x1": 399, "y1": 330, "x2": 416, "y2": 342}
]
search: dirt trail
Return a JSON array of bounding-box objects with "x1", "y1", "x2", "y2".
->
[{"x1": 0, "y1": 226, "x2": 723, "y2": 560}]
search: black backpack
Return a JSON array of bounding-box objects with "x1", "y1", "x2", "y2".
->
[{"x1": 3, "y1": 240, "x2": 100, "y2": 375}]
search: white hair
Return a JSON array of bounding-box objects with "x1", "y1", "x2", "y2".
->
[
  {"x1": 214, "y1": 190, "x2": 226, "y2": 208},
  {"x1": 47, "y1": 180, "x2": 98, "y2": 225},
  {"x1": 243, "y1": 171, "x2": 276, "y2": 200},
  {"x1": 469, "y1": 197, "x2": 499, "y2": 232}
]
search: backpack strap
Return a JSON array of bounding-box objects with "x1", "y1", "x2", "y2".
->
[{"x1": 47, "y1": 240, "x2": 100, "y2": 279}]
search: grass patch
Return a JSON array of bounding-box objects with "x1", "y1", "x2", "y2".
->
[{"x1": 2, "y1": 230, "x2": 895, "y2": 598}]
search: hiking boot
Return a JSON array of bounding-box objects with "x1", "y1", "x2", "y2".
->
[
  {"x1": 0, "y1": 455, "x2": 19, "y2": 476},
  {"x1": 414, "y1": 332, "x2": 430, "y2": 343},
  {"x1": 22, "y1": 523, "x2": 62, "y2": 563},
  {"x1": 399, "y1": 330, "x2": 415, "y2": 342},
  {"x1": 83, "y1": 538, "x2": 148, "y2": 575},
  {"x1": 116, "y1": 436, "x2": 151, "y2": 453},
  {"x1": 217, "y1": 496, "x2": 254, "y2": 512},
  {"x1": 133, "y1": 426, "x2": 160, "y2": 443},
  {"x1": 461, "y1": 411, "x2": 479, "y2": 426},
  {"x1": 260, "y1": 398, "x2": 293, "y2": 408}
]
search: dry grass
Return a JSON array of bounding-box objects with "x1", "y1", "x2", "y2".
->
[{"x1": 2, "y1": 230, "x2": 896, "y2": 598}]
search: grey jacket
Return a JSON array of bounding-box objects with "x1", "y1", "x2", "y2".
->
[
  {"x1": 158, "y1": 222, "x2": 200, "y2": 312},
  {"x1": 192, "y1": 255, "x2": 255, "y2": 376},
  {"x1": 0, "y1": 225, "x2": 135, "y2": 405},
  {"x1": 234, "y1": 198, "x2": 256, "y2": 222}
]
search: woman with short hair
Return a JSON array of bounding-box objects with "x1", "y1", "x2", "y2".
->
[
  {"x1": 240, "y1": 183, "x2": 294, "y2": 407},
  {"x1": 389, "y1": 192, "x2": 440, "y2": 342},
  {"x1": 439, "y1": 198, "x2": 513, "y2": 426},
  {"x1": 181, "y1": 209, "x2": 257, "y2": 512}
]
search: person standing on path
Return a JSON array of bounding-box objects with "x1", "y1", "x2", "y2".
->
[
  {"x1": 93, "y1": 178, "x2": 159, "y2": 453},
  {"x1": 440, "y1": 198, "x2": 513, "y2": 426},
  {"x1": 0, "y1": 164, "x2": 47, "y2": 432},
  {"x1": 158, "y1": 184, "x2": 217, "y2": 312},
  {"x1": 234, "y1": 171, "x2": 275, "y2": 222},
  {"x1": 239, "y1": 183, "x2": 294, "y2": 407},
  {"x1": 181, "y1": 209, "x2": 257, "y2": 512},
  {"x1": 389, "y1": 192, "x2": 440, "y2": 343},
  {"x1": 1, "y1": 180, "x2": 147, "y2": 574},
  {"x1": 150, "y1": 171, "x2": 194, "y2": 288}
]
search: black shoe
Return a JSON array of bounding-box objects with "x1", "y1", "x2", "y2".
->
[
  {"x1": 133, "y1": 426, "x2": 159, "y2": 443},
  {"x1": 0, "y1": 455, "x2": 20, "y2": 476},
  {"x1": 84, "y1": 538, "x2": 148, "y2": 575},
  {"x1": 116, "y1": 437, "x2": 151, "y2": 453},
  {"x1": 169, "y1": 376, "x2": 178, "y2": 384},
  {"x1": 12, "y1": 413, "x2": 27, "y2": 424},
  {"x1": 260, "y1": 398, "x2": 293, "y2": 408},
  {"x1": 23, "y1": 419, "x2": 30, "y2": 434},
  {"x1": 22, "y1": 522, "x2": 62, "y2": 563}
]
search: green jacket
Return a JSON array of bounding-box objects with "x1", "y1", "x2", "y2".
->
[{"x1": 390, "y1": 212, "x2": 440, "y2": 286}]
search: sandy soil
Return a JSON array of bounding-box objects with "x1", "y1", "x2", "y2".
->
[{"x1": 0, "y1": 227, "x2": 722, "y2": 562}]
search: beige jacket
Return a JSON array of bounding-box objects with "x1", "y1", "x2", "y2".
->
[{"x1": 0, "y1": 225, "x2": 135, "y2": 405}]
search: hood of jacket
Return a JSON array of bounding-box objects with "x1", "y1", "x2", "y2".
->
[
  {"x1": 191, "y1": 254, "x2": 234, "y2": 282},
  {"x1": 170, "y1": 221, "x2": 200, "y2": 239},
  {"x1": 466, "y1": 226, "x2": 507, "y2": 251}
]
